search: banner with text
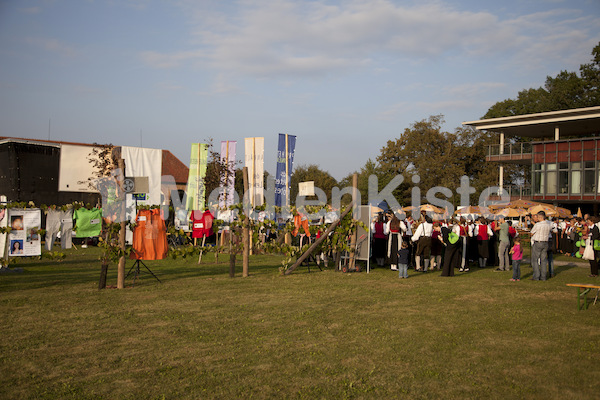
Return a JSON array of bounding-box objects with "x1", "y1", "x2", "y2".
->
[
  {"x1": 274, "y1": 133, "x2": 296, "y2": 208},
  {"x1": 244, "y1": 137, "x2": 265, "y2": 207},
  {"x1": 185, "y1": 143, "x2": 209, "y2": 213},
  {"x1": 219, "y1": 140, "x2": 237, "y2": 210}
]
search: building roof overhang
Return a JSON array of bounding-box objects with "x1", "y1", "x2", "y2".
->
[{"x1": 462, "y1": 106, "x2": 600, "y2": 138}]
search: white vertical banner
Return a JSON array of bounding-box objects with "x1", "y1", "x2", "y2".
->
[
  {"x1": 244, "y1": 137, "x2": 265, "y2": 207},
  {"x1": 120, "y1": 146, "x2": 162, "y2": 206},
  {"x1": 120, "y1": 146, "x2": 163, "y2": 244},
  {"x1": 219, "y1": 140, "x2": 237, "y2": 209}
]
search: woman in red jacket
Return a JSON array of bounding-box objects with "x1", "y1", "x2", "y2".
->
[{"x1": 371, "y1": 213, "x2": 388, "y2": 268}]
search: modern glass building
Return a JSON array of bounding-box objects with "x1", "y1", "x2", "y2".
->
[{"x1": 463, "y1": 106, "x2": 600, "y2": 214}]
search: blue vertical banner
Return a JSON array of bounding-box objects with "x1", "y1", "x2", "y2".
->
[{"x1": 274, "y1": 133, "x2": 296, "y2": 208}]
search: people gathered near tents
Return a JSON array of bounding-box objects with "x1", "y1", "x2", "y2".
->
[{"x1": 368, "y1": 205, "x2": 600, "y2": 280}]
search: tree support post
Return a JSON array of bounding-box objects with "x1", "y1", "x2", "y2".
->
[
  {"x1": 242, "y1": 167, "x2": 250, "y2": 277},
  {"x1": 116, "y1": 150, "x2": 126, "y2": 289},
  {"x1": 285, "y1": 203, "x2": 355, "y2": 275},
  {"x1": 348, "y1": 174, "x2": 358, "y2": 271}
]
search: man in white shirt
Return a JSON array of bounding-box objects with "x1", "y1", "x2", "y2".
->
[
  {"x1": 412, "y1": 215, "x2": 433, "y2": 272},
  {"x1": 530, "y1": 211, "x2": 552, "y2": 281}
]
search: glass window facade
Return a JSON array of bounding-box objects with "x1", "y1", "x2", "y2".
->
[
  {"x1": 528, "y1": 139, "x2": 599, "y2": 198},
  {"x1": 532, "y1": 160, "x2": 598, "y2": 196},
  {"x1": 533, "y1": 164, "x2": 544, "y2": 195}
]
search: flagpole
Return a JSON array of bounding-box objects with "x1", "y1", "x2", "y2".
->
[
  {"x1": 252, "y1": 138, "x2": 256, "y2": 208},
  {"x1": 225, "y1": 141, "x2": 229, "y2": 207},
  {"x1": 196, "y1": 143, "x2": 200, "y2": 211},
  {"x1": 285, "y1": 134, "x2": 289, "y2": 208}
]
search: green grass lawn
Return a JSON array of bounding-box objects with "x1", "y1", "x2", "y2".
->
[{"x1": 1, "y1": 247, "x2": 599, "y2": 399}]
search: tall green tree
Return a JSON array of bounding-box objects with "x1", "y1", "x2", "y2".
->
[
  {"x1": 376, "y1": 116, "x2": 512, "y2": 206},
  {"x1": 377, "y1": 115, "x2": 467, "y2": 202},
  {"x1": 580, "y1": 42, "x2": 600, "y2": 106}
]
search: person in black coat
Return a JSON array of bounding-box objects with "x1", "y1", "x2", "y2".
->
[
  {"x1": 441, "y1": 221, "x2": 461, "y2": 277},
  {"x1": 587, "y1": 216, "x2": 600, "y2": 277}
]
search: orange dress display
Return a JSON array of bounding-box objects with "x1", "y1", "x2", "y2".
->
[
  {"x1": 130, "y1": 209, "x2": 168, "y2": 260},
  {"x1": 292, "y1": 213, "x2": 310, "y2": 237}
]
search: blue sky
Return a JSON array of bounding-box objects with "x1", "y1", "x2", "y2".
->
[{"x1": 1, "y1": 0, "x2": 599, "y2": 180}]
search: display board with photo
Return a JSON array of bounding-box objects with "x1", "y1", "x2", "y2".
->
[{"x1": 8, "y1": 209, "x2": 41, "y2": 257}]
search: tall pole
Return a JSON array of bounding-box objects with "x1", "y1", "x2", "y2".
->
[
  {"x1": 226, "y1": 142, "x2": 235, "y2": 277},
  {"x1": 284, "y1": 135, "x2": 292, "y2": 245},
  {"x1": 242, "y1": 167, "x2": 250, "y2": 277},
  {"x1": 348, "y1": 173, "x2": 358, "y2": 270},
  {"x1": 499, "y1": 132, "x2": 504, "y2": 195},
  {"x1": 249, "y1": 138, "x2": 256, "y2": 255},
  {"x1": 285, "y1": 203, "x2": 355, "y2": 275},
  {"x1": 221, "y1": 141, "x2": 230, "y2": 249},
  {"x1": 285, "y1": 134, "x2": 289, "y2": 208},
  {"x1": 251, "y1": 138, "x2": 256, "y2": 208},
  {"x1": 196, "y1": 143, "x2": 201, "y2": 211},
  {"x1": 116, "y1": 149, "x2": 126, "y2": 289}
]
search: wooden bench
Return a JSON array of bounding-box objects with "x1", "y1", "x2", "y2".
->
[{"x1": 566, "y1": 283, "x2": 600, "y2": 310}]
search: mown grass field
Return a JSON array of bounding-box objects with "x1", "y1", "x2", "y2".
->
[{"x1": 1, "y1": 247, "x2": 599, "y2": 399}]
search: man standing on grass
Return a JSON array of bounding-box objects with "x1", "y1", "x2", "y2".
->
[
  {"x1": 495, "y1": 216, "x2": 510, "y2": 272},
  {"x1": 530, "y1": 211, "x2": 552, "y2": 281}
]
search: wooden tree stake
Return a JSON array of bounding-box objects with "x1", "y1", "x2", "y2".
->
[
  {"x1": 116, "y1": 151, "x2": 126, "y2": 289},
  {"x1": 284, "y1": 202, "x2": 355, "y2": 275},
  {"x1": 348, "y1": 173, "x2": 358, "y2": 270},
  {"x1": 242, "y1": 167, "x2": 250, "y2": 277}
]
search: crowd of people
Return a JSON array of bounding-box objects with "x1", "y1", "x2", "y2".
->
[{"x1": 370, "y1": 209, "x2": 600, "y2": 280}]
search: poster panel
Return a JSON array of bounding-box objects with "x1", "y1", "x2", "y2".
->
[
  {"x1": 8, "y1": 209, "x2": 41, "y2": 257},
  {"x1": 299, "y1": 181, "x2": 315, "y2": 197},
  {"x1": 355, "y1": 205, "x2": 371, "y2": 263}
]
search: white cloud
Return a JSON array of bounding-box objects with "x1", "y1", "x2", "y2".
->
[
  {"x1": 157, "y1": 82, "x2": 184, "y2": 91},
  {"x1": 72, "y1": 85, "x2": 106, "y2": 96},
  {"x1": 377, "y1": 101, "x2": 409, "y2": 121},
  {"x1": 25, "y1": 37, "x2": 77, "y2": 58},
  {"x1": 196, "y1": 73, "x2": 244, "y2": 96},
  {"x1": 141, "y1": 0, "x2": 599, "y2": 81},
  {"x1": 19, "y1": 7, "x2": 42, "y2": 14},
  {"x1": 139, "y1": 50, "x2": 206, "y2": 69},
  {"x1": 498, "y1": 9, "x2": 597, "y2": 71},
  {"x1": 440, "y1": 82, "x2": 507, "y2": 98},
  {"x1": 377, "y1": 97, "x2": 479, "y2": 121}
]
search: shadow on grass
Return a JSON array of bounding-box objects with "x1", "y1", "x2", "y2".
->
[{"x1": 0, "y1": 248, "x2": 294, "y2": 291}]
